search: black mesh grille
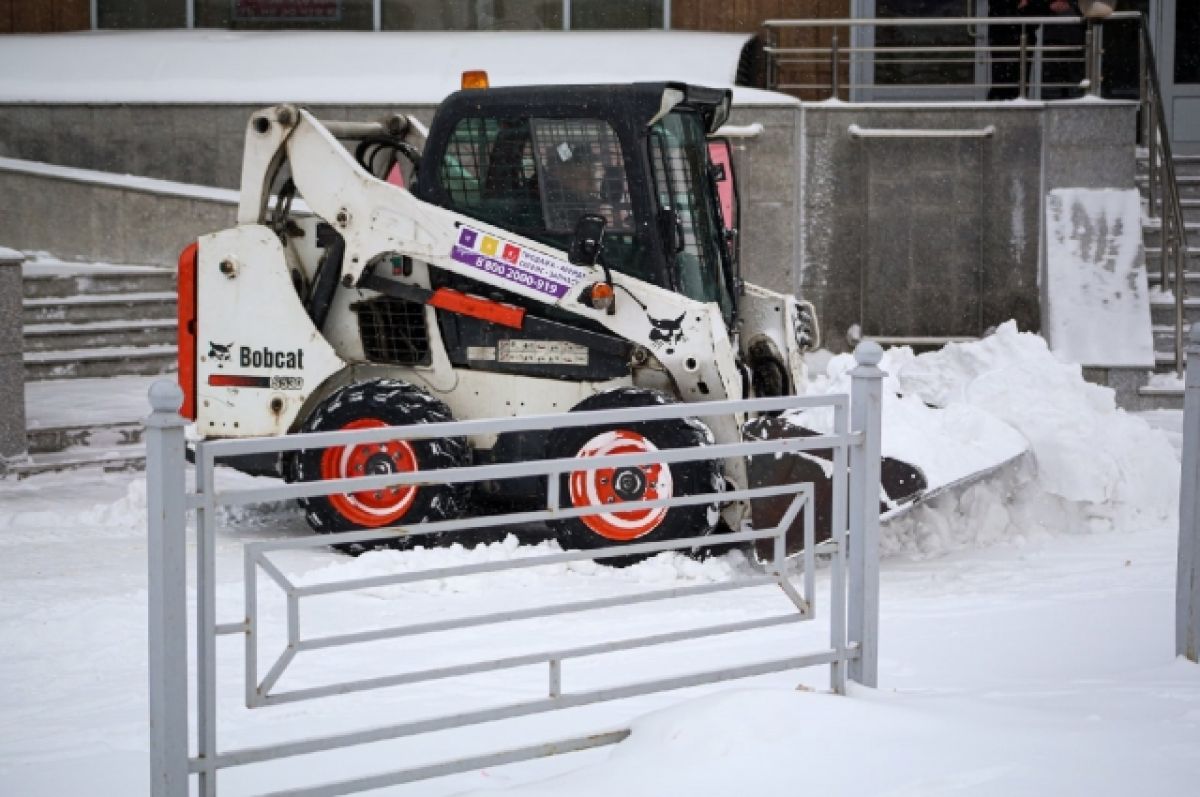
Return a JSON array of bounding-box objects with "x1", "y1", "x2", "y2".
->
[
  {"x1": 530, "y1": 118, "x2": 633, "y2": 234},
  {"x1": 352, "y1": 296, "x2": 431, "y2": 366}
]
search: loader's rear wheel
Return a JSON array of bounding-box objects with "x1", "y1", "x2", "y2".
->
[
  {"x1": 547, "y1": 388, "x2": 721, "y2": 566},
  {"x1": 288, "y1": 380, "x2": 469, "y2": 554}
]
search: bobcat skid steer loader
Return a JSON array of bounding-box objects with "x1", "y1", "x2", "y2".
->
[{"x1": 178, "y1": 79, "x2": 925, "y2": 559}]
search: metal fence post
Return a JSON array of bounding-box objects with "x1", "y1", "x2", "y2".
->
[
  {"x1": 146, "y1": 380, "x2": 189, "y2": 797},
  {"x1": 848, "y1": 341, "x2": 883, "y2": 687},
  {"x1": 1178, "y1": 325, "x2": 1200, "y2": 663}
]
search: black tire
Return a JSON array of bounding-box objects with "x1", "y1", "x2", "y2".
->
[
  {"x1": 286, "y1": 379, "x2": 470, "y2": 554},
  {"x1": 546, "y1": 388, "x2": 722, "y2": 566}
]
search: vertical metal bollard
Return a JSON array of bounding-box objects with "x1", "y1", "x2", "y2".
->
[
  {"x1": 1178, "y1": 325, "x2": 1200, "y2": 663},
  {"x1": 848, "y1": 341, "x2": 884, "y2": 687},
  {"x1": 146, "y1": 380, "x2": 189, "y2": 797}
]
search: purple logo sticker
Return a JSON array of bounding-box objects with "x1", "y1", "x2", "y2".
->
[{"x1": 458, "y1": 228, "x2": 478, "y2": 248}]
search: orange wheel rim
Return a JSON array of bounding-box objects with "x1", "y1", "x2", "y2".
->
[
  {"x1": 568, "y1": 430, "x2": 672, "y2": 541},
  {"x1": 319, "y1": 418, "x2": 418, "y2": 527}
]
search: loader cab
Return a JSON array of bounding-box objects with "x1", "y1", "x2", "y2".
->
[{"x1": 415, "y1": 82, "x2": 740, "y2": 326}]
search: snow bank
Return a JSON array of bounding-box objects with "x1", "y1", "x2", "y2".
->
[
  {"x1": 299, "y1": 533, "x2": 749, "y2": 599},
  {"x1": 801, "y1": 322, "x2": 1178, "y2": 557},
  {"x1": 0, "y1": 30, "x2": 795, "y2": 107}
]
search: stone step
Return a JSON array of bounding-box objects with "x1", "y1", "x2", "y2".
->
[
  {"x1": 22, "y1": 263, "x2": 175, "y2": 299},
  {"x1": 23, "y1": 345, "x2": 177, "y2": 381},
  {"x1": 1143, "y1": 245, "x2": 1200, "y2": 274},
  {"x1": 6, "y1": 445, "x2": 146, "y2": 478},
  {"x1": 25, "y1": 420, "x2": 144, "y2": 455},
  {"x1": 1150, "y1": 296, "x2": 1200, "y2": 327},
  {"x1": 22, "y1": 291, "x2": 177, "y2": 324},
  {"x1": 1151, "y1": 321, "x2": 1194, "y2": 349},
  {"x1": 22, "y1": 319, "x2": 177, "y2": 352},
  {"x1": 1137, "y1": 173, "x2": 1200, "y2": 199},
  {"x1": 1134, "y1": 385, "x2": 1184, "y2": 411},
  {"x1": 1146, "y1": 271, "x2": 1200, "y2": 290},
  {"x1": 1141, "y1": 220, "x2": 1200, "y2": 248}
]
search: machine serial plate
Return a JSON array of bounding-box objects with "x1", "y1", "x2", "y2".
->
[{"x1": 497, "y1": 339, "x2": 588, "y2": 365}]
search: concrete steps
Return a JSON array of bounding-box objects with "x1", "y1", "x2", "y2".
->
[
  {"x1": 23, "y1": 291, "x2": 178, "y2": 325},
  {"x1": 6, "y1": 443, "x2": 147, "y2": 478},
  {"x1": 24, "y1": 345, "x2": 178, "y2": 380},
  {"x1": 23, "y1": 318, "x2": 176, "y2": 352},
  {"x1": 21, "y1": 259, "x2": 178, "y2": 382},
  {"x1": 10, "y1": 259, "x2": 177, "y2": 476},
  {"x1": 10, "y1": 374, "x2": 166, "y2": 479},
  {"x1": 1133, "y1": 154, "x2": 1198, "y2": 410}
]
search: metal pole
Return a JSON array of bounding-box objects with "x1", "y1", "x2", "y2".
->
[
  {"x1": 1178, "y1": 324, "x2": 1200, "y2": 662},
  {"x1": 146, "y1": 381, "x2": 189, "y2": 797},
  {"x1": 1149, "y1": 96, "x2": 1159, "y2": 218},
  {"x1": 848, "y1": 341, "x2": 883, "y2": 687},
  {"x1": 373, "y1": 0, "x2": 382, "y2": 31},
  {"x1": 830, "y1": 31, "x2": 840, "y2": 100},
  {"x1": 562, "y1": 0, "x2": 571, "y2": 31},
  {"x1": 1019, "y1": 28, "x2": 1029, "y2": 99},
  {"x1": 766, "y1": 25, "x2": 779, "y2": 90},
  {"x1": 1084, "y1": 24, "x2": 1097, "y2": 96}
]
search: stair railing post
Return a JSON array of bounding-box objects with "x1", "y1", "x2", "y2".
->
[
  {"x1": 765, "y1": 24, "x2": 778, "y2": 91},
  {"x1": 1178, "y1": 325, "x2": 1200, "y2": 662},
  {"x1": 1018, "y1": 28, "x2": 1029, "y2": 99},
  {"x1": 146, "y1": 380, "x2": 189, "y2": 797},
  {"x1": 848, "y1": 340, "x2": 884, "y2": 688},
  {"x1": 830, "y1": 30, "x2": 840, "y2": 100}
]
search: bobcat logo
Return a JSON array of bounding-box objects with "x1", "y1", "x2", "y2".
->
[
  {"x1": 647, "y1": 312, "x2": 686, "y2": 355},
  {"x1": 208, "y1": 341, "x2": 234, "y2": 362}
]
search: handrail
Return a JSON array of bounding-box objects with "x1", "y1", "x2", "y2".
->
[
  {"x1": 1136, "y1": 19, "x2": 1191, "y2": 373},
  {"x1": 848, "y1": 124, "x2": 995, "y2": 139},
  {"x1": 763, "y1": 12, "x2": 1142, "y2": 27}
]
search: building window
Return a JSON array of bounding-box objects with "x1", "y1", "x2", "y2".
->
[
  {"x1": 98, "y1": 0, "x2": 186, "y2": 28},
  {"x1": 196, "y1": 0, "x2": 374, "y2": 30},
  {"x1": 383, "y1": 1, "x2": 561, "y2": 31}
]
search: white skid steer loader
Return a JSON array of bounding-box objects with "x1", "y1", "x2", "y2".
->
[{"x1": 178, "y1": 79, "x2": 925, "y2": 559}]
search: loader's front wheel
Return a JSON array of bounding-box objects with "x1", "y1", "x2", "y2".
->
[
  {"x1": 547, "y1": 388, "x2": 721, "y2": 566},
  {"x1": 287, "y1": 380, "x2": 469, "y2": 554}
]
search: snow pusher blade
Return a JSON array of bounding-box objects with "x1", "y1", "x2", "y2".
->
[{"x1": 743, "y1": 415, "x2": 927, "y2": 559}]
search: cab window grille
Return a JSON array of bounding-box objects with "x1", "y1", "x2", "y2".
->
[
  {"x1": 352, "y1": 296, "x2": 431, "y2": 366},
  {"x1": 530, "y1": 117, "x2": 633, "y2": 234}
]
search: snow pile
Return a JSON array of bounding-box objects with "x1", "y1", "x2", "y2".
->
[
  {"x1": 802, "y1": 322, "x2": 1178, "y2": 557},
  {"x1": 299, "y1": 533, "x2": 748, "y2": 599},
  {"x1": 1042, "y1": 188, "x2": 1154, "y2": 367}
]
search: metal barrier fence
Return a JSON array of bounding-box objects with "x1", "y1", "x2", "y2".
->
[{"x1": 147, "y1": 342, "x2": 886, "y2": 796}]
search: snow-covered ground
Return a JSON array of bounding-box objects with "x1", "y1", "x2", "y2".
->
[{"x1": 2, "y1": 326, "x2": 1198, "y2": 795}]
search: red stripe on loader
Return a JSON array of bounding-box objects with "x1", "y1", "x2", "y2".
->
[{"x1": 429, "y1": 288, "x2": 525, "y2": 329}]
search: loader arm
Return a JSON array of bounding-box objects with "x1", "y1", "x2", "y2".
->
[{"x1": 230, "y1": 106, "x2": 745, "y2": 447}]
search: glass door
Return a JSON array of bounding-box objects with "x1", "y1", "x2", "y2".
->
[
  {"x1": 851, "y1": 0, "x2": 990, "y2": 101},
  {"x1": 1161, "y1": 0, "x2": 1200, "y2": 154}
]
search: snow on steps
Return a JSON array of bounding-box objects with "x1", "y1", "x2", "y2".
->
[
  {"x1": 6, "y1": 444, "x2": 146, "y2": 478},
  {"x1": 24, "y1": 344, "x2": 178, "y2": 380},
  {"x1": 23, "y1": 318, "x2": 177, "y2": 352},
  {"x1": 12, "y1": 375, "x2": 164, "y2": 478},
  {"x1": 22, "y1": 290, "x2": 178, "y2": 325},
  {"x1": 21, "y1": 256, "x2": 178, "y2": 382}
]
